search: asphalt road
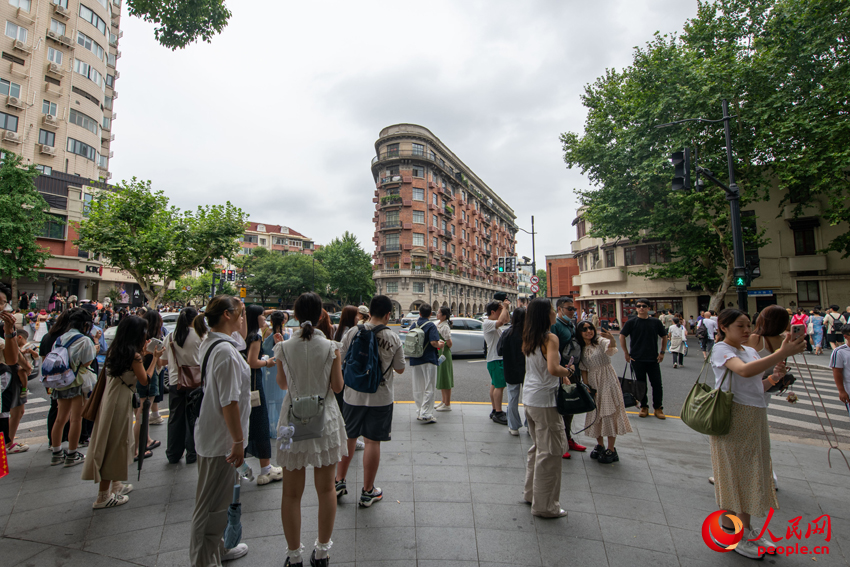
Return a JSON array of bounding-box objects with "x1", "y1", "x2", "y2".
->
[{"x1": 12, "y1": 334, "x2": 849, "y2": 446}]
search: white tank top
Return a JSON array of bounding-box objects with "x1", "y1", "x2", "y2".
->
[{"x1": 522, "y1": 347, "x2": 558, "y2": 408}]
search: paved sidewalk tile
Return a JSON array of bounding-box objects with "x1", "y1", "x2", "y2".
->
[{"x1": 2, "y1": 403, "x2": 848, "y2": 566}]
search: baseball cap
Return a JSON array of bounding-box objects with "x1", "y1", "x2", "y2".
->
[{"x1": 358, "y1": 305, "x2": 369, "y2": 316}]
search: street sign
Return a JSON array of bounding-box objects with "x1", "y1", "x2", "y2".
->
[
  {"x1": 530, "y1": 275, "x2": 539, "y2": 284},
  {"x1": 239, "y1": 287, "x2": 247, "y2": 298},
  {"x1": 530, "y1": 284, "x2": 539, "y2": 293},
  {"x1": 186, "y1": 286, "x2": 192, "y2": 291}
]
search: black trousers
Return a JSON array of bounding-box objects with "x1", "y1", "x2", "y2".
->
[
  {"x1": 166, "y1": 388, "x2": 197, "y2": 463},
  {"x1": 46, "y1": 398, "x2": 93, "y2": 446},
  {"x1": 632, "y1": 360, "x2": 663, "y2": 410},
  {"x1": 672, "y1": 352, "x2": 684, "y2": 365}
]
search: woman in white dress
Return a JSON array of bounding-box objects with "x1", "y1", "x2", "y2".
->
[
  {"x1": 668, "y1": 317, "x2": 687, "y2": 368},
  {"x1": 274, "y1": 292, "x2": 347, "y2": 567}
]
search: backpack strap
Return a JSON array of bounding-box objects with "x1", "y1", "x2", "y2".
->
[
  {"x1": 201, "y1": 339, "x2": 231, "y2": 385},
  {"x1": 370, "y1": 324, "x2": 392, "y2": 378}
]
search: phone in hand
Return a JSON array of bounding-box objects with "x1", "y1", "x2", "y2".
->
[
  {"x1": 146, "y1": 338, "x2": 162, "y2": 353},
  {"x1": 790, "y1": 324, "x2": 806, "y2": 341}
]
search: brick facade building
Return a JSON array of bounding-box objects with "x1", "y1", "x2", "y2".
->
[{"x1": 544, "y1": 253, "x2": 580, "y2": 304}]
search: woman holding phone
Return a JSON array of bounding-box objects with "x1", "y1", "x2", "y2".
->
[{"x1": 133, "y1": 310, "x2": 165, "y2": 460}]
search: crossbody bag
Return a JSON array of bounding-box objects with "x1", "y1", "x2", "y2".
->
[{"x1": 284, "y1": 344, "x2": 330, "y2": 443}]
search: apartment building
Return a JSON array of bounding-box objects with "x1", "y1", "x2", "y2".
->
[
  {"x1": 544, "y1": 253, "x2": 580, "y2": 303},
  {"x1": 370, "y1": 124, "x2": 518, "y2": 319},
  {"x1": 570, "y1": 195, "x2": 850, "y2": 323},
  {"x1": 2, "y1": 0, "x2": 124, "y2": 306},
  {"x1": 235, "y1": 222, "x2": 315, "y2": 257}
]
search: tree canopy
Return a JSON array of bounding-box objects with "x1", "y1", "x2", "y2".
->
[
  {"x1": 535, "y1": 269, "x2": 547, "y2": 298},
  {"x1": 314, "y1": 232, "x2": 375, "y2": 306},
  {"x1": 76, "y1": 177, "x2": 247, "y2": 305},
  {"x1": 0, "y1": 152, "x2": 53, "y2": 300},
  {"x1": 560, "y1": 0, "x2": 850, "y2": 309},
  {"x1": 127, "y1": 0, "x2": 231, "y2": 50},
  {"x1": 165, "y1": 272, "x2": 235, "y2": 306}
]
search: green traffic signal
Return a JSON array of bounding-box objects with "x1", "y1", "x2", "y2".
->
[{"x1": 735, "y1": 277, "x2": 746, "y2": 286}]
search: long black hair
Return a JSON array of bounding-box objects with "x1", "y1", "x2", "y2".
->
[
  {"x1": 106, "y1": 315, "x2": 147, "y2": 377},
  {"x1": 575, "y1": 320, "x2": 599, "y2": 363},
  {"x1": 47, "y1": 310, "x2": 71, "y2": 338},
  {"x1": 143, "y1": 309, "x2": 162, "y2": 340},
  {"x1": 294, "y1": 292, "x2": 323, "y2": 341},
  {"x1": 244, "y1": 304, "x2": 264, "y2": 339},
  {"x1": 270, "y1": 311, "x2": 287, "y2": 336},
  {"x1": 506, "y1": 307, "x2": 526, "y2": 339},
  {"x1": 174, "y1": 306, "x2": 198, "y2": 348},
  {"x1": 522, "y1": 298, "x2": 553, "y2": 356},
  {"x1": 67, "y1": 307, "x2": 93, "y2": 335}
]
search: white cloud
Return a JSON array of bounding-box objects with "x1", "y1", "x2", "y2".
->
[{"x1": 111, "y1": 0, "x2": 699, "y2": 261}]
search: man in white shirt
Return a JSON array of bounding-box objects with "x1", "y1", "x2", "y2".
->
[
  {"x1": 483, "y1": 299, "x2": 510, "y2": 425},
  {"x1": 698, "y1": 311, "x2": 719, "y2": 359}
]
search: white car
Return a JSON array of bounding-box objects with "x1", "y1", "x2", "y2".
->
[{"x1": 398, "y1": 317, "x2": 486, "y2": 357}]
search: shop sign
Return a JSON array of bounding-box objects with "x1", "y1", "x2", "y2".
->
[{"x1": 748, "y1": 290, "x2": 774, "y2": 297}]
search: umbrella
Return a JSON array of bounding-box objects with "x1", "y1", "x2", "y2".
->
[
  {"x1": 223, "y1": 475, "x2": 242, "y2": 549},
  {"x1": 137, "y1": 397, "x2": 151, "y2": 480}
]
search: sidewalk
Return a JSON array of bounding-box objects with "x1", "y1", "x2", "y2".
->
[{"x1": 1, "y1": 404, "x2": 848, "y2": 567}]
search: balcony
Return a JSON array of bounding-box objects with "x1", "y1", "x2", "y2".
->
[
  {"x1": 379, "y1": 195, "x2": 403, "y2": 209},
  {"x1": 577, "y1": 267, "x2": 626, "y2": 285},
  {"x1": 382, "y1": 244, "x2": 402, "y2": 252},
  {"x1": 403, "y1": 243, "x2": 413, "y2": 250},
  {"x1": 380, "y1": 220, "x2": 403, "y2": 231},
  {"x1": 788, "y1": 255, "x2": 827, "y2": 272},
  {"x1": 378, "y1": 174, "x2": 403, "y2": 188},
  {"x1": 428, "y1": 203, "x2": 437, "y2": 211},
  {"x1": 783, "y1": 202, "x2": 821, "y2": 221}
]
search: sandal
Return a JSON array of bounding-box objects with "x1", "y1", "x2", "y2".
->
[
  {"x1": 134, "y1": 450, "x2": 153, "y2": 462},
  {"x1": 146, "y1": 440, "x2": 161, "y2": 451}
]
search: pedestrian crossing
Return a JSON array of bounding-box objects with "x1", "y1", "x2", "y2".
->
[{"x1": 765, "y1": 364, "x2": 850, "y2": 438}]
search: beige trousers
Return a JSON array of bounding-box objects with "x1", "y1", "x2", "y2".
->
[
  {"x1": 523, "y1": 405, "x2": 567, "y2": 517},
  {"x1": 190, "y1": 456, "x2": 235, "y2": 567}
]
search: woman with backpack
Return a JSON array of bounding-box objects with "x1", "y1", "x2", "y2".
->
[
  {"x1": 501, "y1": 307, "x2": 526, "y2": 435},
  {"x1": 434, "y1": 306, "x2": 454, "y2": 412},
  {"x1": 160, "y1": 307, "x2": 204, "y2": 464},
  {"x1": 274, "y1": 292, "x2": 346, "y2": 567},
  {"x1": 190, "y1": 296, "x2": 251, "y2": 565},
  {"x1": 241, "y1": 304, "x2": 282, "y2": 486},
  {"x1": 82, "y1": 315, "x2": 150, "y2": 508},
  {"x1": 48, "y1": 308, "x2": 97, "y2": 467}
]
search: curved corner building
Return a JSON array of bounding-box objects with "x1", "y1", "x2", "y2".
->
[{"x1": 370, "y1": 124, "x2": 518, "y2": 319}]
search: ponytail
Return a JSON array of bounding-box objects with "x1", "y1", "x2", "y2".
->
[
  {"x1": 293, "y1": 292, "x2": 323, "y2": 341},
  {"x1": 193, "y1": 314, "x2": 208, "y2": 339}
]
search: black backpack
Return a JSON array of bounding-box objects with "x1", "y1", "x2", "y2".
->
[{"x1": 696, "y1": 321, "x2": 708, "y2": 340}]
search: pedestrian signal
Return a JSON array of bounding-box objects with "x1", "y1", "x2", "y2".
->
[{"x1": 498, "y1": 257, "x2": 505, "y2": 273}]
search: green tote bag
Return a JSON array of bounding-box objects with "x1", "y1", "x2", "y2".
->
[{"x1": 680, "y1": 353, "x2": 734, "y2": 436}]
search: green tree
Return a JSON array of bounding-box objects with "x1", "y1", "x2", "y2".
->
[
  {"x1": 314, "y1": 232, "x2": 375, "y2": 306},
  {"x1": 245, "y1": 248, "x2": 285, "y2": 306},
  {"x1": 560, "y1": 0, "x2": 848, "y2": 310},
  {"x1": 0, "y1": 152, "x2": 53, "y2": 301},
  {"x1": 278, "y1": 253, "x2": 327, "y2": 304},
  {"x1": 165, "y1": 272, "x2": 235, "y2": 306},
  {"x1": 127, "y1": 0, "x2": 231, "y2": 50},
  {"x1": 76, "y1": 177, "x2": 247, "y2": 306},
  {"x1": 535, "y1": 269, "x2": 547, "y2": 297}
]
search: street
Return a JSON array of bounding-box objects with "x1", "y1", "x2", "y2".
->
[{"x1": 13, "y1": 335, "x2": 849, "y2": 448}]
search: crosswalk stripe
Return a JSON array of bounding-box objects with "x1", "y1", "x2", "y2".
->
[
  {"x1": 767, "y1": 403, "x2": 850, "y2": 429},
  {"x1": 26, "y1": 397, "x2": 47, "y2": 404},
  {"x1": 768, "y1": 413, "x2": 850, "y2": 435},
  {"x1": 782, "y1": 390, "x2": 845, "y2": 404},
  {"x1": 19, "y1": 405, "x2": 49, "y2": 415},
  {"x1": 17, "y1": 418, "x2": 46, "y2": 429}
]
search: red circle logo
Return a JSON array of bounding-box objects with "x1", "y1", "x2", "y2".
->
[{"x1": 702, "y1": 510, "x2": 744, "y2": 552}]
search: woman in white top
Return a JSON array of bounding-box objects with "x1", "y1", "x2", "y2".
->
[
  {"x1": 708, "y1": 308, "x2": 804, "y2": 561},
  {"x1": 521, "y1": 298, "x2": 573, "y2": 519},
  {"x1": 159, "y1": 307, "x2": 204, "y2": 464},
  {"x1": 189, "y1": 296, "x2": 251, "y2": 566},
  {"x1": 274, "y1": 292, "x2": 346, "y2": 567},
  {"x1": 668, "y1": 317, "x2": 687, "y2": 368}
]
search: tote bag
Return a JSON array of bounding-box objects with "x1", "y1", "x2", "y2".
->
[{"x1": 680, "y1": 352, "x2": 733, "y2": 436}]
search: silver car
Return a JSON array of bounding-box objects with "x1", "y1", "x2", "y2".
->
[{"x1": 399, "y1": 316, "x2": 486, "y2": 357}]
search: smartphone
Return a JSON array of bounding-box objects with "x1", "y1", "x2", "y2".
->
[
  {"x1": 790, "y1": 324, "x2": 806, "y2": 341},
  {"x1": 146, "y1": 338, "x2": 162, "y2": 352}
]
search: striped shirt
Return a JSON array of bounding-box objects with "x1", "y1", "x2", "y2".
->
[{"x1": 829, "y1": 343, "x2": 850, "y2": 393}]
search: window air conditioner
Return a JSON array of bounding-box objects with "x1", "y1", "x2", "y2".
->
[{"x1": 40, "y1": 144, "x2": 56, "y2": 156}]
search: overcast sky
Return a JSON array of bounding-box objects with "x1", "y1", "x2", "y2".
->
[{"x1": 112, "y1": 0, "x2": 699, "y2": 266}]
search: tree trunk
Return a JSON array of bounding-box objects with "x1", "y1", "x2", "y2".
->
[
  {"x1": 10, "y1": 277, "x2": 17, "y2": 307},
  {"x1": 709, "y1": 246, "x2": 735, "y2": 312}
]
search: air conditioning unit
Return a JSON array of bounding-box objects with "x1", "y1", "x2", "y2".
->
[
  {"x1": 58, "y1": 35, "x2": 72, "y2": 47},
  {"x1": 40, "y1": 144, "x2": 55, "y2": 156},
  {"x1": 53, "y1": 4, "x2": 70, "y2": 18},
  {"x1": 47, "y1": 30, "x2": 59, "y2": 41},
  {"x1": 114, "y1": 71, "x2": 120, "y2": 79},
  {"x1": 112, "y1": 112, "x2": 117, "y2": 120},
  {"x1": 115, "y1": 50, "x2": 122, "y2": 59},
  {"x1": 108, "y1": 151, "x2": 114, "y2": 158},
  {"x1": 3, "y1": 131, "x2": 21, "y2": 143},
  {"x1": 5, "y1": 96, "x2": 24, "y2": 109},
  {"x1": 13, "y1": 40, "x2": 31, "y2": 54},
  {"x1": 47, "y1": 62, "x2": 63, "y2": 75},
  {"x1": 112, "y1": 91, "x2": 118, "y2": 99},
  {"x1": 594, "y1": 260, "x2": 603, "y2": 269}
]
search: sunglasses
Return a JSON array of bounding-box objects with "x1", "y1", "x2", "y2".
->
[
  {"x1": 636, "y1": 304, "x2": 649, "y2": 308},
  {"x1": 564, "y1": 307, "x2": 576, "y2": 311}
]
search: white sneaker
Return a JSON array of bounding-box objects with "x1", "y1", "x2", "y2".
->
[
  {"x1": 747, "y1": 527, "x2": 772, "y2": 550},
  {"x1": 733, "y1": 538, "x2": 765, "y2": 560},
  {"x1": 222, "y1": 543, "x2": 248, "y2": 561},
  {"x1": 509, "y1": 429, "x2": 519, "y2": 436},
  {"x1": 355, "y1": 438, "x2": 365, "y2": 450},
  {"x1": 434, "y1": 402, "x2": 444, "y2": 410},
  {"x1": 421, "y1": 415, "x2": 437, "y2": 424},
  {"x1": 257, "y1": 465, "x2": 283, "y2": 485},
  {"x1": 435, "y1": 405, "x2": 452, "y2": 412},
  {"x1": 92, "y1": 493, "x2": 129, "y2": 509}
]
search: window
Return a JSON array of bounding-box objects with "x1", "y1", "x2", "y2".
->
[
  {"x1": 42, "y1": 100, "x2": 57, "y2": 116},
  {"x1": 79, "y1": 4, "x2": 107, "y2": 35},
  {"x1": 243, "y1": 234, "x2": 258, "y2": 244},
  {"x1": 259, "y1": 238, "x2": 266, "y2": 245},
  {"x1": 77, "y1": 32, "x2": 105, "y2": 60},
  {"x1": 429, "y1": 150, "x2": 436, "y2": 161},
  {"x1": 624, "y1": 247, "x2": 637, "y2": 266},
  {"x1": 5, "y1": 21, "x2": 27, "y2": 42},
  {"x1": 432, "y1": 193, "x2": 438, "y2": 205},
  {"x1": 387, "y1": 165, "x2": 399, "y2": 175},
  {"x1": 82, "y1": 193, "x2": 93, "y2": 217},
  {"x1": 412, "y1": 282, "x2": 425, "y2": 293},
  {"x1": 69, "y1": 109, "x2": 99, "y2": 134},
  {"x1": 412, "y1": 210, "x2": 424, "y2": 224},
  {"x1": 53, "y1": 0, "x2": 68, "y2": 7},
  {"x1": 102, "y1": 116, "x2": 111, "y2": 130},
  {"x1": 10, "y1": 0, "x2": 32, "y2": 11},
  {"x1": 97, "y1": 154, "x2": 107, "y2": 168},
  {"x1": 74, "y1": 58, "x2": 104, "y2": 89},
  {"x1": 35, "y1": 164, "x2": 52, "y2": 175},
  {"x1": 412, "y1": 143, "x2": 424, "y2": 156},
  {"x1": 109, "y1": 32, "x2": 118, "y2": 45},
  {"x1": 105, "y1": 73, "x2": 113, "y2": 88},
  {"x1": 38, "y1": 129, "x2": 55, "y2": 146},
  {"x1": 386, "y1": 282, "x2": 398, "y2": 293},
  {"x1": 432, "y1": 215, "x2": 437, "y2": 227},
  {"x1": 462, "y1": 229, "x2": 466, "y2": 240},
  {"x1": 386, "y1": 143, "x2": 399, "y2": 157},
  {"x1": 576, "y1": 219, "x2": 586, "y2": 239},
  {"x1": 104, "y1": 95, "x2": 112, "y2": 109},
  {"x1": 412, "y1": 165, "x2": 423, "y2": 177},
  {"x1": 0, "y1": 78, "x2": 21, "y2": 98},
  {"x1": 794, "y1": 228, "x2": 816, "y2": 256},
  {"x1": 797, "y1": 281, "x2": 820, "y2": 304},
  {"x1": 66, "y1": 137, "x2": 97, "y2": 160},
  {"x1": 385, "y1": 210, "x2": 399, "y2": 224},
  {"x1": 413, "y1": 233, "x2": 424, "y2": 247},
  {"x1": 466, "y1": 320, "x2": 482, "y2": 331},
  {"x1": 450, "y1": 225, "x2": 455, "y2": 235},
  {"x1": 441, "y1": 219, "x2": 447, "y2": 231},
  {"x1": 412, "y1": 187, "x2": 424, "y2": 201},
  {"x1": 107, "y1": 53, "x2": 115, "y2": 67},
  {"x1": 50, "y1": 18, "x2": 65, "y2": 35},
  {"x1": 47, "y1": 46, "x2": 63, "y2": 65},
  {"x1": 432, "y1": 236, "x2": 437, "y2": 248},
  {"x1": 451, "y1": 244, "x2": 456, "y2": 254},
  {"x1": 0, "y1": 111, "x2": 18, "y2": 132},
  {"x1": 41, "y1": 214, "x2": 65, "y2": 239},
  {"x1": 605, "y1": 249, "x2": 615, "y2": 268}
]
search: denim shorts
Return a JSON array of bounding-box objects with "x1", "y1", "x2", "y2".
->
[{"x1": 137, "y1": 370, "x2": 161, "y2": 399}]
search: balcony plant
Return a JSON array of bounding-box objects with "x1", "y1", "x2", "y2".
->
[{"x1": 380, "y1": 195, "x2": 402, "y2": 205}]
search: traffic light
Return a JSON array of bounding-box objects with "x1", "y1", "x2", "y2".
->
[
  {"x1": 505, "y1": 257, "x2": 517, "y2": 273},
  {"x1": 747, "y1": 257, "x2": 761, "y2": 280},
  {"x1": 671, "y1": 148, "x2": 691, "y2": 191},
  {"x1": 227, "y1": 270, "x2": 234, "y2": 282},
  {"x1": 498, "y1": 257, "x2": 505, "y2": 273},
  {"x1": 733, "y1": 267, "x2": 748, "y2": 287}
]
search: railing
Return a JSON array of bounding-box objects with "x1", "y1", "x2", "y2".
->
[
  {"x1": 381, "y1": 221, "x2": 402, "y2": 230},
  {"x1": 379, "y1": 175, "x2": 403, "y2": 185},
  {"x1": 383, "y1": 243, "x2": 402, "y2": 251},
  {"x1": 379, "y1": 195, "x2": 403, "y2": 207}
]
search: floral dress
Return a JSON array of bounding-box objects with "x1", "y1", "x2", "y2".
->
[{"x1": 579, "y1": 338, "x2": 633, "y2": 438}]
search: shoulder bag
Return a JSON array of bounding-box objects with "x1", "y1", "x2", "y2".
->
[
  {"x1": 170, "y1": 338, "x2": 202, "y2": 391},
  {"x1": 680, "y1": 349, "x2": 733, "y2": 435},
  {"x1": 555, "y1": 381, "x2": 597, "y2": 416},
  {"x1": 81, "y1": 367, "x2": 107, "y2": 421},
  {"x1": 187, "y1": 339, "x2": 229, "y2": 425},
  {"x1": 285, "y1": 343, "x2": 329, "y2": 443},
  {"x1": 619, "y1": 364, "x2": 646, "y2": 408}
]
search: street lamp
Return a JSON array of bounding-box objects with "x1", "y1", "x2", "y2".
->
[{"x1": 516, "y1": 216, "x2": 537, "y2": 297}]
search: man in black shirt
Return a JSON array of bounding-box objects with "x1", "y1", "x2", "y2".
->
[{"x1": 619, "y1": 299, "x2": 668, "y2": 419}]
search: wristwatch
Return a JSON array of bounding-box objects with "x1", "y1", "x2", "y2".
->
[{"x1": 4, "y1": 333, "x2": 15, "y2": 339}]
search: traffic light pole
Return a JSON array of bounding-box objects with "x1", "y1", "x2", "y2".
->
[{"x1": 721, "y1": 99, "x2": 748, "y2": 314}]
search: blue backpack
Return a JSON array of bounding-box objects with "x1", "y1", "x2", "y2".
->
[{"x1": 343, "y1": 324, "x2": 390, "y2": 394}]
